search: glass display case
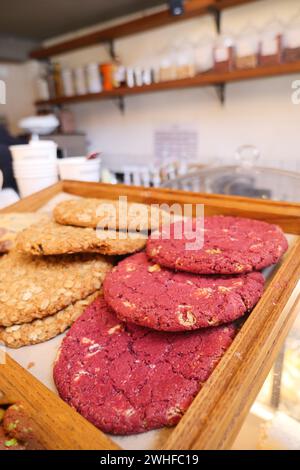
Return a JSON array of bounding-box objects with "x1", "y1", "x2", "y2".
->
[
  {"x1": 162, "y1": 145, "x2": 300, "y2": 203},
  {"x1": 233, "y1": 309, "x2": 300, "y2": 450}
]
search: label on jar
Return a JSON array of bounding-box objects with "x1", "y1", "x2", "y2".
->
[
  {"x1": 215, "y1": 47, "x2": 229, "y2": 62},
  {"x1": 261, "y1": 37, "x2": 278, "y2": 56},
  {"x1": 284, "y1": 29, "x2": 300, "y2": 48}
]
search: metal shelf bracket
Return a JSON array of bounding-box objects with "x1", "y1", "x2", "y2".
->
[
  {"x1": 115, "y1": 95, "x2": 125, "y2": 114},
  {"x1": 108, "y1": 40, "x2": 117, "y2": 60},
  {"x1": 209, "y1": 6, "x2": 221, "y2": 33},
  {"x1": 215, "y1": 83, "x2": 226, "y2": 105}
]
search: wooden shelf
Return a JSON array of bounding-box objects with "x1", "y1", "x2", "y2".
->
[
  {"x1": 35, "y1": 61, "x2": 300, "y2": 107},
  {"x1": 30, "y1": 0, "x2": 256, "y2": 60}
]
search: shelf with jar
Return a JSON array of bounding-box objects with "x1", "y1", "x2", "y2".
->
[{"x1": 35, "y1": 15, "x2": 300, "y2": 108}]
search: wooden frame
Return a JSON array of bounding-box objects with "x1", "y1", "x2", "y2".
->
[{"x1": 1, "y1": 180, "x2": 300, "y2": 450}]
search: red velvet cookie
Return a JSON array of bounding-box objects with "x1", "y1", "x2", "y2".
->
[
  {"x1": 103, "y1": 252, "x2": 264, "y2": 331},
  {"x1": 54, "y1": 297, "x2": 237, "y2": 435},
  {"x1": 146, "y1": 216, "x2": 288, "y2": 274}
]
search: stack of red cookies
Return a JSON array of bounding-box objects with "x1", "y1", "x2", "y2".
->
[{"x1": 54, "y1": 215, "x2": 288, "y2": 435}]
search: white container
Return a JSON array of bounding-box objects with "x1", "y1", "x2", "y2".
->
[
  {"x1": 86, "y1": 63, "x2": 102, "y2": 93},
  {"x1": 13, "y1": 166, "x2": 58, "y2": 178},
  {"x1": 9, "y1": 140, "x2": 57, "y2": 163},
  {"x1": 17, "y1": 175, "x2": 58, "y2": 198},
  {"x1": 62, "y1": 68, "x2": 75, "y2": 96},
  {"x1": 74, "y1": 67, "x2": 87, "y2": 95},
  {"x1": 10, "y1": 140, "x2": 58, "y2": 197},
  {"x1": 58, "y1": 157, "x2": 101, "y2": 182}
]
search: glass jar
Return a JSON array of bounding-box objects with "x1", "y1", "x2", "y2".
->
[
  {"x1": 283, "y1": 14, "x2": 300, "y2": 63},
  {"x1": 86, "y1": 63, "x2": 102, "y2": 93},
  {"x1": 61, "y1": 68, "x2": 75, "y2": 97},
  {"x1": 193, "y1": 37, "x2": 214, "y2": 73},
  {"x1": 235, "y1": 27, "x2": 260, "y2": 69},
  {"x1": 259, "y1": 19, "x2": 283, "y2": 66},
  {"x1": 175, "y1": 40, "x2": 196, "y2": 79},
  {"x1": 213, "y1": 35, "x2": 234, "y2": 73},
  {"x1": 159, "y1": 46, "x2": 177, "y2": 82},
  {"x1": 74, "y1": 66, "x2": 87, "y2": 95}
]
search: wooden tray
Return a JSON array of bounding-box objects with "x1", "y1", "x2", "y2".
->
[{"x1": 1, "y1": 180, "x2": 300, "y2": 450}]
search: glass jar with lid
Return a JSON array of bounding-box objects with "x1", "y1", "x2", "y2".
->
[
  {"x1": 213, "y1": 34, "x2": 235, "y2": 73},
  {"x1": 235, "y1": 26, "x2": 260, "y2": 69},
  {"x1": 174, "y1": 39, "x2": 196, "y2": 79},
  {"x1": 259, "y1": 19, "x2": 283, "y2": 66},
  {"x1": 193, "y1": 36, "x2": 214, "y2": 73},
  {"x1": 158, "y1": 45, "x2": 177, "y2": 82},
  {"x1": 282, "y1": 12, "x2": 300, "y2": 63}
]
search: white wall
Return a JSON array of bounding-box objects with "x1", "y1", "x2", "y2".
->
[{"x1": 42, "y1": 0, "x2": 300, "y2": 171}]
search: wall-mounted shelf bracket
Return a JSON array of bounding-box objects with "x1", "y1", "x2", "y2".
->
[
  {"x1": 215, "y1": 83, "x2": 225, "y2": 105},
  {"x1": 108, "y1": 40, "x2": 117, "y2": 60},
  {"x1": 115, "y1": 95, "x2": 125, "y2": 113},
  {"x1": 209, "y1": 6, "x2": 221, "y2": 33}
]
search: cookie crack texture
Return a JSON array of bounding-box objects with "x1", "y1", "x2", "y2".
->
[
  {"x1": 146, "y1": 215, "x2": 288, "y2": 275},
  {"x1": 103, "y1": 252, "x2": 264, "y2": 331},
  {"x1": 54, "y1": 297, "x2": 237, "y2": 435}
]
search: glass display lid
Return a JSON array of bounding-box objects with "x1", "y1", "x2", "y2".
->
[{"x1": 162, "y1": 145, "x2": 300, "y2": 203}]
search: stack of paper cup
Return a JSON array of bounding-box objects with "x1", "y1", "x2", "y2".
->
[
  {"x1": 58, "y1": 157, "x2": 101, "y2": 182},
  {"x1": 10, "y1": 140, "x2": 58, "y2": 198}
]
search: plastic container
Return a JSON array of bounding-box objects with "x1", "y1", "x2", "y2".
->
[
  {"x1": 100, "y1": 63, "x2": 114, "y2": 91},
  {"x1": 13, "y1": 163, "x2": 58, "y2": 177},
  {"x1": 259, "y1": 20, "x2": 283, "y2": 66},
  {"x1": 9, "y1": 140, "x2": 57, "y2": 163},
  {"x1": 74, "y1": 67, "x2": 87, "y2": 95},
  {"x1": 86, "y1": 63, "x2": 102, "y2": 93},
  {"x1": 126, "y1": 68, "x2": 135, "y2": 88},
  {"x1": 213, "y1": 35, "x2": 234, "y2": 72},
  {"x1": 17, "y1": 175, "x2": 58, "y2": 198},
  {"x1": 283, "y1": 14, "x2": 300, "y2": 63},
  {"x1": 58, "y1": 157, "x2": 101, "y2": 182},
  {"x1": 235, "y1": 27, "x2": 260, "y2": 69},
  {"x1": 61, "y1": 68, "x2": 75, "y2": 96},
  {"x1": 10, "y1": 140, "x2": 58, "y2": 197}
]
